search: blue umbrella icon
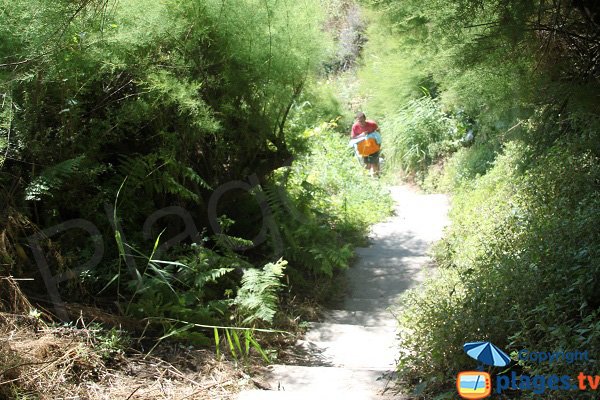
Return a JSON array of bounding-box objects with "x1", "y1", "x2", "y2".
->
[{"x1": 463, "y1": 341, "x2": 511, "y2": 367}]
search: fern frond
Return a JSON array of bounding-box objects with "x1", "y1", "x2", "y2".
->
[
  {"x1": 182, "y1": 166, "x2": 211, "y2": 189},
  {"x1": 214, "y1": 233, "x2": 254, "y2": 251},
  {"x1": 235, "y1": 258, "x2": 287, "y2": 325},
  {"x1": 194, "y1": 267, "x2": 235, "y2": 288},
  {"x1": 116, "y1": 153, "x2": 209, "y2": 203},
  {"x1": 25, "y1": 156, "x2": 85, "y2": 201}
]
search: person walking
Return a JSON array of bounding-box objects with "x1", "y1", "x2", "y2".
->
[{"x1": 351, "y1": 112, "x2": 381, "y2": 177}]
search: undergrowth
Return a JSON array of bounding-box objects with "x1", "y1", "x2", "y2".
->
[
  {"x1": 86, "y1": 119, "x2": 393, "y2": 359},
  {"x1": 269, "y1": 120, "x2": 393, "y2": 302},
  {"x1": 395, "y1": 129, "x2": 600, "y2": 398}
]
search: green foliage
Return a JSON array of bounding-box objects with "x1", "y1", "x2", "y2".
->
[
  {"x1": 213, "y1": 327, "x2": 271, "y2": 363},
  {"x1": 286, "y1": 82, "x2": 348, "y2": 143},
  {"x1": 234, "y1": 259, "x2": 287, "y2": 325},
  {"x1": 88, "y1": 324, "x2": 131, "y2": 361},
  {"x1": 106, "y1": 195, "x2": 294, "y2": 352},
  {"x1": 396, "y1": 136, "x2": 600, "y2": 394},
  {"x1": 110, "y1": 232, "x2": 292, "y2": 351},
  {"x1": 352, "y1": 0, "x2": 600, "y2": 396},
  {"x1": 381, "y1": 97, "x2": 461, "y2": 175},
  {"x1": 116, "y1": 153, "x2": 210, "y2": 207},
  {"x1": 396, "y1": 267, "x2": 470, "y2": 382},
  {"x1": 356, "y1": 12, "x2": 428, "y2": 118},
  {"x1": 268, "y1": 122, "x2": 393, "y2": 281},
  {"x1": 0, "y1": 1, "x2": 399, "y2": 388},
  {"x1": 24, "y1": 156, "x2": 85, "y2": 201},
  {"x1": 1, "y1": 0, "x2": 333, "y2": 237},
  {"x1": 121, "y1": 241, "x2": 242, "y2": 327},
  {"x1": 423, "y1": 141, "x2": 499, "y2": 193},
  {"x1": 362, "y1": 0, "x2": 600, "y2": 139},
  {"x1": 0, "y1": 0, "x2": 351, "y2": 339}
]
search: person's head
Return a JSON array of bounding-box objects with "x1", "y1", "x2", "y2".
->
[{"x1": 356, "y1": 112, "x2": 366, "y2": 125}]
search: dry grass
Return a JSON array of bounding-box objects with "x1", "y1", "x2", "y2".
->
[
  {"x1": 0, "y1": 277, "x2": 34, "y2": 316},
  {"x1": 0, "y1": 324, "x2": 257, "y2": 399},
  {"x1": 0, "y1": 278, "x2": 261, "y2": 400}
]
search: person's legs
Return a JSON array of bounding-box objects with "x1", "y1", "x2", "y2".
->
[
  {"x1": 362, "y1": 156, "x2": 369, "y2": 169},
  {"x1": 367, "y1": 152, "x2": 380, "y2": 177},
  {"x1": 366, "y1": 162, "x2": 374, "y2": 177}
]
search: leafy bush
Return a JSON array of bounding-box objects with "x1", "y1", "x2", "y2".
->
[
  {"x1": 396, "y1": 137, "x2": 600, "y2": 396},
  {"x1": 356, "y1": 1, "x2": 600, "y2": 398},
  {"x1": 380, "y1": 97, "x2": 462, "y2": 175},
  {"x1": 423, "y1": 141, "x2": 499, "y2": 193},
  {"x1": 0, "y1": 0, "x2": 333, "y2": 267},
  {"x1": 355, "y1": 12, "x2": 427, "y2": 117},
  {"x1": 114, "y1": 236, "x2": 287, "y2": 345},
  {"x1": 0, "y1": 0, "x2": 355, "y2": 339}
]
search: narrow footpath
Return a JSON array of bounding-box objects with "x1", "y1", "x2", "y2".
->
[{"x1": 239, "y1": 185, "x2": 450, "y2": 399}]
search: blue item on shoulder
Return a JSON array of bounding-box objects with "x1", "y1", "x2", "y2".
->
[
  {"x1": 348, "y1": 131, "x2": 382, "y2": 147},
  {"x1": 368, "y1": 131, "x2": 382, "y2": 145}
]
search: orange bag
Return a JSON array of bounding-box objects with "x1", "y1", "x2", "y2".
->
[{"x1": 355, "y1": 137, "x2": 380, "y2": 156}]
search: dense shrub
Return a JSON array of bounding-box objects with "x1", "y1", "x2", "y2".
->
[
  {"x1": 0, "y1": 0, "x2": 331, "y2": 239},
  {"x1": 353, "y1": 2, "x2": 600, "y2": 397},
  {"x1": 380, "y1": 97, "x2": 463, "y2": 175},
  {"x1": 396, "y1": 136, "x2": 600, "y2": 396},
  {"x1": 423, "y1": 141, "x2": 499, "y2": 193},
  {"x1": 0, "y1": 0, "x2": 394, "y2": 344}
]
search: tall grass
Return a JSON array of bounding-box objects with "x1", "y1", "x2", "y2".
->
[{"x1": 380, "y1": 97, "x2": 461, "y2": 175}]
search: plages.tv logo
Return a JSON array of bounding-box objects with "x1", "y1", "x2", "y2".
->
[
  {"x1": 456, "y1": 371, "x2": 491, "y2": 399},
  {"x1": 456, "y1": 341, "x2": 511, "y2": 399}
]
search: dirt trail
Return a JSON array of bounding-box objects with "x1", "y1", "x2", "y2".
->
[{"x1": 238, "y1": 185, "x2": 450, "y2": 399}]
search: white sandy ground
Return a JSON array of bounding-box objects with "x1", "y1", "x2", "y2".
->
[{"x1": 238, "y1": 185, "x2": 450, "y2": 399}]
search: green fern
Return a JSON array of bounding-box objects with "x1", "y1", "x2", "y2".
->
[
  {"x1": 25, "y1": 156, "x2": 85, "y2": 201},
  {"x1": 262, "y1": 181, "x2": 355, "y2": 278},
  {"x1": 192, "y1": 265, "x2": 235, "y2": 288},
  {"x1": 117, "y1": 153, "x2": 210, "y2": 203},
  {"x1": 235, "y1": 258, "x2": 287, "y2": 325}
]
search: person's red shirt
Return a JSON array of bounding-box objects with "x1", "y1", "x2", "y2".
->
[{"x1": 351, "y1": 120, "x2": 378, "y2": 138}]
